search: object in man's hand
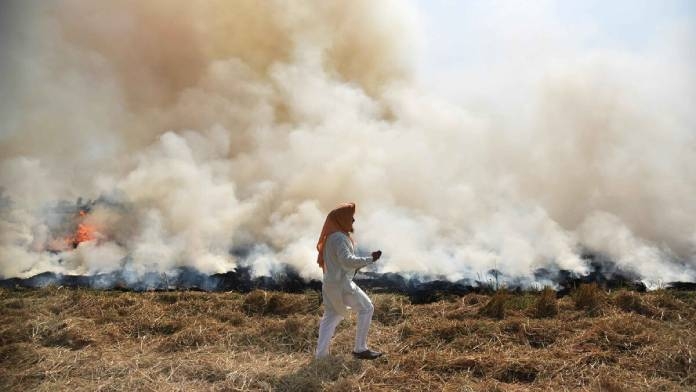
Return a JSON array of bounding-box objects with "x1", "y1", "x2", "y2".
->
[{"x1": 372, "y1": 250, "x2": 382, "y2": 261}]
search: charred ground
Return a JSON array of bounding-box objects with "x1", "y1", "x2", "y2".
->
[{"x1": 2, "y1": 256, "x2": 687, "y2": 305}]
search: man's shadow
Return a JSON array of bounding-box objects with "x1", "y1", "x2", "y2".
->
[{"x1": 270, "y1": 355, "x2": 363, "y2": 391}]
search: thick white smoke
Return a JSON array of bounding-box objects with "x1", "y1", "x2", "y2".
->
[{"x1": 1, "y1": 0, "x2": 695, "y2": 284}]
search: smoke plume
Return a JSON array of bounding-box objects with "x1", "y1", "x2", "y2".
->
[{"x1": 1, "y1": 0, "x2": 695, "y2": 285}]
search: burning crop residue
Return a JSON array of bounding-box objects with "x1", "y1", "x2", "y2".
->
[
  {"x1": 71, "y1": 221, "x2": 96, "y2": 248},
  {"x1": 67, "y1": 211, "x2": 98, "y2": 249},
  {"x1": 0, "y1": 1, "x2": 695, "y2": 285},
  {"x1": 0, "y1": 3, "x2": 694, "y2": 390},
  {"x1": 43, "y1": 200, "x2": 103, "y2": 253},
  {"x1": 1, "y1": 193, "x2": 693, "y2": 293}
]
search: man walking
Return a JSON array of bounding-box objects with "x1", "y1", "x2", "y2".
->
[{"x1": 315, "y1": 202, "x2": 382, "y2": 360}]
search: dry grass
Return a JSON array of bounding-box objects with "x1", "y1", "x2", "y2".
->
[
  {"x1": 573, "y1": 283, "x2": 605, "y2": 315},
  {"x1": 242, "y1": 289, "x2": 322, "y2": 316},
  {"x1": 0, "y1": 286, "x2": 694, "y2": 391},
  {"x1": 479, "y1": 290, "x2": 509, "y2": 319},
  {"x1": 612, "y1": 289, "x2": 657, "y2": 317},
  {"x1": 534, "y1": 287, "x2": 558, "y2": 318}
]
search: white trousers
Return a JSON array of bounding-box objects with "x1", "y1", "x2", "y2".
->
[{"x1": 315, "y1": 285, "x2": 374, "y2": 358}]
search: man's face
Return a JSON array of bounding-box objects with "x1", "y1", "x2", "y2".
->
[{"x1": 350, "y1": 217, "x2": 355, "y2": 233}]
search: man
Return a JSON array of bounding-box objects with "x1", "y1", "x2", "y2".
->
[{"x1": 315, "y1": 202, "x2": 382, "y2": 360}]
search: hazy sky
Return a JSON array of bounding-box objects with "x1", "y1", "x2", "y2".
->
[{"x1": 412, "y1": 0, "x2": 696, "y2": 110}]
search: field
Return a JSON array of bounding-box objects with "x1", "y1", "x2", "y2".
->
[{"x1": 1, "y1": 285, "x2": 694, "y2": 391}]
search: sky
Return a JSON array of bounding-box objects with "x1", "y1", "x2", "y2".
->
[{"x1": 412, "y1": 0, "x2": 696, "y2": 112}]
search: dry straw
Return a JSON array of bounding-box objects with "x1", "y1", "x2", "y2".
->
[
  {"x1": 534, "y1": 286, "x2": 558, "y2": 318},
  {"x1": 0, "y1": 286, "x2": 694, "y2": 391}
]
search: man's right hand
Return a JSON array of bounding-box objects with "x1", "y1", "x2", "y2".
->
[{"x1": 372, "y1": 250, "x2": 382, "y2": 261}]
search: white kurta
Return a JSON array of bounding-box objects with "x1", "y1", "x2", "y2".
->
[{"x1": 321, "y1": 232, "x2": 374, "y2": 317}]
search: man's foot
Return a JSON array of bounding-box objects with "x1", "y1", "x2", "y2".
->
[{"x1": 352, "y1": 349, "x2": 382, "y2": 360}]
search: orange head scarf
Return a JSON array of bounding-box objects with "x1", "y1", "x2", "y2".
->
[{"x1": 316, "y1": 202, "x2": 356, "y2": 270}]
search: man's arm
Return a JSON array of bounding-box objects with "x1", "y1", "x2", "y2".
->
[{"x1": 335, "y1": 235, "x2": 374, "y2": 270}]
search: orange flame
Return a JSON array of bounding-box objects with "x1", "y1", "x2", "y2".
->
[
  {"x1": 66, "y1": 210, "x2": 97, "y2": 248},
  {"x1": 73, "y1": 223, "x2": 96, "y2": 246}
]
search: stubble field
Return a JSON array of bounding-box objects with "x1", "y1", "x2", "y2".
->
[{"x1": 1, "y1": 285, "x2": 694, "y2": 391}]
